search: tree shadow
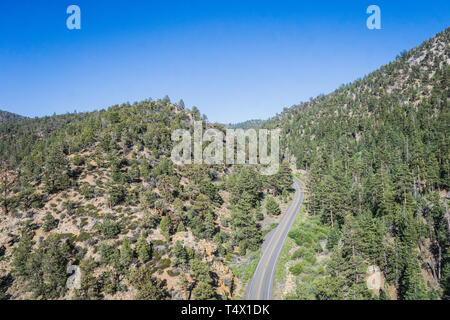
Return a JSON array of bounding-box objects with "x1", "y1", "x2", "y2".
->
[{"x1": 0, "y1": 274, "x2": 13, "y2": 300}]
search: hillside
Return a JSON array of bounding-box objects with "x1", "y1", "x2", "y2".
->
[
  {"x1": 0, "y1": 110, "x2": 25, "y2": 124},
  {"x1": 267, "y1": 28, "x2": 449, "y2": 299},
  {"x1": 0, "y1": 98, "x2": 293, "y2": 300}
]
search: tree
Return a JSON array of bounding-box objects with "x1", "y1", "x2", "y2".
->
[
  {"x1": 178, "y1": 99, "x2": 185, "y2": 109},
  {"x1": 159, "y1": 216, "x2": 172, "y2": 241},
  {"x1": 266, "y1": 196, "x2": 281, "y2": 216},
  {"x1": 127, "y1": 163, "x2": 140, "y2": 182},
  {"x1": 101, "y1": 218, "x2": 121, "y2": 239},
  {"x1": 98, "y1": 242, "x2": 120, "y2": 266},
  {"x1": 192, "y1": 194, "x2": 211, "y2": 217},
  {"x1": 188, "y1": 259, "x2": 216, "y2": 299},
  {"x1": 129, "y1": 266, "x2": 169, "y2": 300},
  {"x1": 231, "y1": 207, "x2": 261, "y2": 252},
  {"x1": 229, "y1": 167, "x2": 262, "y2": 207},
  {"x1": 173, "y1": 241, "x2": 189, "y2": 266},
  {"x1": 400, "y1": 254, "x2": 428, "y2": 300},
  {"x1": 254, "y1": 202, "x2": 264, "y2": 221},
  {"x1": 76, "y1": 258, "x2": 101, "y2": 300},
  {"x1": 44, "y1": 144, "x2": 70, "y2": 193},
  {"x1": 200, "y1": 179, "x2": 223, "y2": 206},
  {"x1": 13, "y1": 233, "x2": 74, "y2": 299},
  {"x1": 193, "y1": 281, "x2": 215, "y2": 300},
  {"x1": 274, "y1": 163, "x2": 293, "y2": 194},
  {"x1": 139, "y1": 189, "x2": 158, "y2": 209},
  {"x1": 43, "y1": 213, "x2": 59, "y2": 232},
  {"x1": 173, "y1": 198, "x2": 185, "y2": 220},
  {"x1": 108, "y1": 184, "x2": 127, "y2": 208},
  {"x1": 177, "y1": 221, "x2": 186, "y2": 233},
  {"x1": 0, "y1": 161, "x2": 18, "y2": 215},
  {"x1": 136, "y1": 233, "x2": 152, "y2": 263},
  {"x1": 11, "y1": 224, "x2": 34, "y2": 279},
  {"x1": 120, "y1": 238, "x2": 133, "y2": 268},
  {"x1": 140, "y1": 159, "x2": 152, "y2": 182},
  {"x1": 204, "y1": 213, "x2": 216, "y2": 239}
]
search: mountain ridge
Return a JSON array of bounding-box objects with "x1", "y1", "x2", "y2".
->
[{"x1": 0, "y1": 110, "x2": 26, "y2": 124}]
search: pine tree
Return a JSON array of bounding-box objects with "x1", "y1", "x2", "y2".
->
[
  {"x1": 136, "y1": 233, "x2": 151, "y2": 263},
  {"x1": 275, "y1": 163, "x2": 293, "y2": 193},
  {"x1": 44, "y1": 144, "x2": 70, "y2": 193},
  {"x1": 254, "y1": 202, "x2": 264, "y2": 221},
  {"x1": 120, "y1": 238, "x2": 133, "y2": 268},
  {"x1": 400, "y1": 254, "x2": 428, "y2": 300},
  {"x1": 173, "y1": 241, "x2": 188, "y2": 266},
  {"x1": 193, "y1": 281, "x2": 215, "y2": 300},
  {"x1": 230, "y1": 206, "x2": 261, "y2": 252},
  {"x1": 159, "y1": 216, "x2": 172, "y2": 240},
  {"x1": 266, "y1": 196, "x2": 281, "y2": 216},
  {"x1": 177, "y1": 221, "x2": 186, "y2": 233},
  {"x1": 12, "y1": 224, "x2": 34, "y2": 278},
  {"x1": 0, "y1": 161, "x2": 18, "y2": 215}
]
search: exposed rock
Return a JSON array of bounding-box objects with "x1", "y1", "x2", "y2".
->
[{"x1": 366, "y1": 265, "x2": 384, "y2": 295}]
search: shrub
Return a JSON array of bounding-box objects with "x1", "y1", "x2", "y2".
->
[
  {"x1": 289, "y1": 261, "x2": 306, "y2": 276},
  {"x1": 43, "y1": 213, "x2": 59, "y2": 232},
  {"x1": 101, "y1": 219, "x2": 121, "y2": 239},
  {"x1": 72, "y1": 155, "x2": 85, "y2": 166},
  {"x1": 80, "y1": 183, "x2": 95, "y2": 200}
]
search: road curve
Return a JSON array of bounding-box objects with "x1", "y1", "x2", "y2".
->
[{"x1": 245, "y1": 177, "x2": 304, "y2": 300}]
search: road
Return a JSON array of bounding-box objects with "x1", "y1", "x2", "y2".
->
[{"x1": 245, "y1": 177, "x2": 304, "y2": 300}]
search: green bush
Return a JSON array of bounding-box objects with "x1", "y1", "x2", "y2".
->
[
  {"x1": 101, "y1": 219, "x2": 121, "y2": 239},
  {"x1": 303, "y1": 250, "x2": 317, "y2": 265},
  {"x1": 289, "y1": 261, "x2": 306, "y2": 276},
  {"x1": 72, "y1": 155, "x2": 85, "y2": 166}
]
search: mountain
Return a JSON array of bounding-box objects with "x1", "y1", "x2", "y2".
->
[
  {"x1": 0, "y1": 110, "x2": 25, "y2": 124},
  {"x1": 0, "y1": 98, "x2": 292, "y2": 300},
  {"x1": 265, "y1": 28, "x2": 449, "y2": 299}
]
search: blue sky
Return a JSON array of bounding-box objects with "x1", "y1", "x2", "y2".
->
[{"x1": 0, "y1": 1, "x2": 449, "y2": 123}]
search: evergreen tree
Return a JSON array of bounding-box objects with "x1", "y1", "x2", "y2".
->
[
  {"x1": 136, "y1": 233, "x2": 152, "y2": 263},
  {"x1": 266, "y1": 196, "x2": 281, "y2": 216},
  {"x1": 159, "y1": 216, "x2": 172, "y2": 241},
  {"x1": 120, "y1": 238, "x2": 133, "y2": 268},
  {"x1": 400, "y1": 254, "x2": 428, "y2": 300},
  {"x1": 44, "y1": 144, "x2": 70, "y2": 193}
]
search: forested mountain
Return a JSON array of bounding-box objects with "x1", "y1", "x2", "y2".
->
[
  {"x1": 266, "y1": 28, "x2": 449, "y2": 299},
  {"x1": 228, "y1": 119, "x2": 264, "y2": 130},
  {"x1": 0, "y1": 97, "x2": 293, "y2": 300},
  {"x1": 0, "y1": 110, "x2": 25, "y2": 124}
]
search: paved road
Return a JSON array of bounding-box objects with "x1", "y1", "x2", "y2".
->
[{"x1": 246, "y1": 177, "x2": 304, "y2": 300}]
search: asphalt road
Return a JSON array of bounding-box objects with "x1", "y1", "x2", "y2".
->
[{"x1": 245, "y1": 177, "x2": 304, "y2": 300}]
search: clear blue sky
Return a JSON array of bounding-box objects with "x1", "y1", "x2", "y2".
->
[{"x1": 0, "y1": 1, "x2": 449, "y2": 123}]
